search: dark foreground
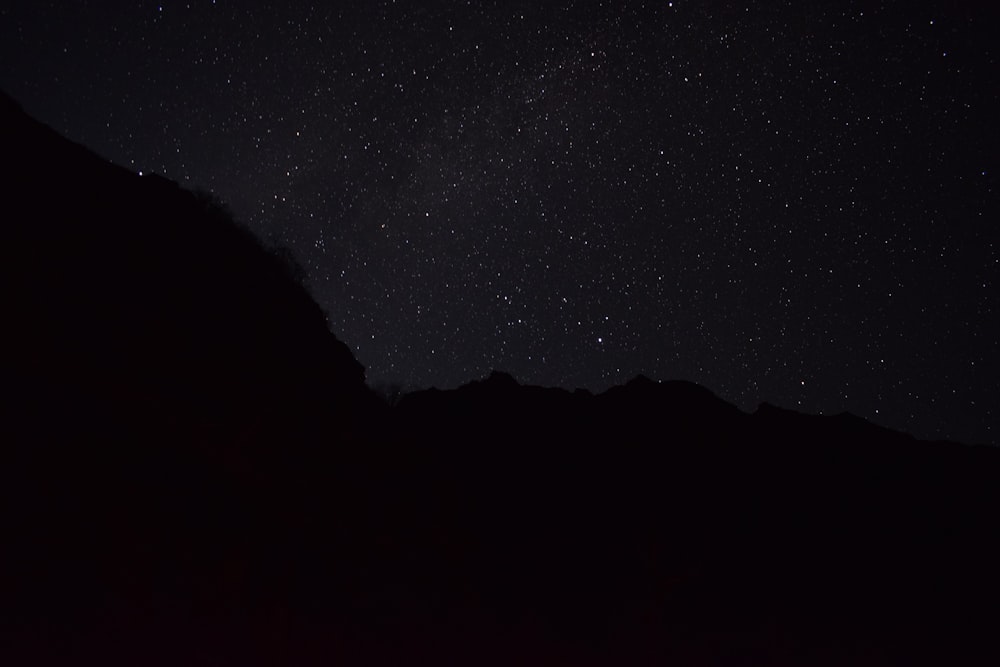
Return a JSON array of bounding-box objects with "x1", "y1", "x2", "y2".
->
[{"x1": 3, "y1": 91, "x2": 998, "y2": 665}]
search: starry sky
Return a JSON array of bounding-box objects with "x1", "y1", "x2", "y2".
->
[{"x1": 2, "y1": 1, "x2": 997, "y2": 444}]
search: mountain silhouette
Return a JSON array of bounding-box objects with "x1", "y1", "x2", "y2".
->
[{"x1": 2, "y1": 91, "x2": 999, "y2": 665}]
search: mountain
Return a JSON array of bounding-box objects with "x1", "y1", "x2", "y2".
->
[
  {"x1": 3, "y1": 91, "x2": 999, "y2": 665},
  {"x1": 2, "y1": 90, "x2": 381, "y2": 663}
]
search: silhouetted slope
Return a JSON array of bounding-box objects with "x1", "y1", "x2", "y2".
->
[
  {"x1": 2, "y1": 92, "x2": 999, "y2": 665},
  {"x1": 1, "y1": 90, "x2": 379, "y2": 662}
]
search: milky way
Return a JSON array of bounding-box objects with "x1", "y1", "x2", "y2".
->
[{"x1": 2, "y1": 1, "x2": 996, "y2": 443}]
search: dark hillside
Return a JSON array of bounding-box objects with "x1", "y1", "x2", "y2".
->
[
  {"x1": 2, "y1": 90, "x2": 380, "y2": 663},
  {"x1": 2, "y1": 92, "x2": 999, "y2": 665}
]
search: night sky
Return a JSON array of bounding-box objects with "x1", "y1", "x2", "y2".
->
[{"x1": 2, "y1": 1, "x2": 996, "y2": 444}]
